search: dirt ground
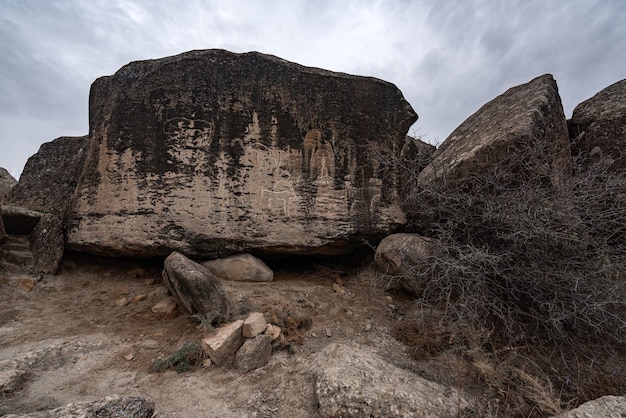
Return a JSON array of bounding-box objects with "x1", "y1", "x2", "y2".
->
[{"x1": 0, "y1": 251, "x2": 459, "y2": 417}]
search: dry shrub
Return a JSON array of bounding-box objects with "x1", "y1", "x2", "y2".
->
[
  {"x1": 380, "y1": 136, "x2": 626, "y2": 416},
  {"x1": 264, "y1": 302, "x2": 312, "y2": 345}
]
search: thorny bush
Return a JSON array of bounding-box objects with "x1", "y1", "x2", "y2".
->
[{"x1": 380, "y1": 136, "x2": 626, "y2": 416}]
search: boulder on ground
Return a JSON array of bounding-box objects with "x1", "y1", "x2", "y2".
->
[
  {"x1": 203, "y1": 253, "x2": 273, "y2": 282},
  {"x1": 243, "y1": 312, "x2": 267, "y2": 338},
  {"x1": 569, "y1": 78, "x2": 626, "y2": 173},
  {"x1": 312, "y1": 343, "x2": 470, "y2": 417},
  {"x1": 3, "y1": 395, "x2": 155, "y2": 418},
  {"x1": 555, "y1": 395, "x2": 626, "y2": 418},
  {"x1": 201, "y1": 320, "x2": 245, "y2": 366},
  {"x1": 236, "y1": 333, "x2": 272, "y2": 373},
  {"x1": 418, "y1": 74, "x2": 572, "y2": 189},
  {"x1": 374, "y1": 233, "x2": 437, "y2": 294},
  {"x1": 7, "y1": 136, "x2": 88, "y2": 215},
  {"x1": 162, "y1": 252, "x2": 230, "y2": 325},
  {"x1": 0, "y1": 168, "x2": 17, "y2": 203},
  {"x1": 66, "y1": 49, "x2": 417, "y2": 259}
]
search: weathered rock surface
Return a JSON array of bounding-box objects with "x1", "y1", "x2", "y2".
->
[
  {"x1": 0, "y1": 209, "x2": 6, "y2": 244},
  {"x1": 1, "y1": 205, "x2": 41, "y2": 235},
  {"x1": 162, "y1": 252, "x2": 230, "y2": 325},
  {"x1": 569, "y1": 78, "x2": 626, "y2": 173},
  {"x1": 312, "y1": 343, "x2": 470, "y2": 417},
  {"x1": 235, "y1": 333, "x2": 271, "y2": 373},
  {"x1": 201, "y1": 320, "x2": 245, "y2": 366},
  {"x1": 0, "y1": 168, "x2": 17, "y2": 203},
  {"x1": 418, "y1": 74, "x2": 572, "y2": 189},
  {"x1": 29, "y1": 214, "x2": 64, "y2": 274},
  {"x1": 242, "y1": 312, "x2": 267, "y2": 338},
  {"x1": 4, "y1": 395, "x2": 155, "y2": 418},
  {"x1": 374, "y1": 233, "x2": 437, "y2": 294},
  {"x1": 203, "y1": 253, "x2": 273, "y2": 282},
  {"x1": 8, "y1": 136, "x2": 88, "y2": 215},
  {"x1": 66, "y1": 49, "x2": 417, "y2": 258},
  {"x1": 555, "y1": 395, "x2": 626, "y2": 417}
]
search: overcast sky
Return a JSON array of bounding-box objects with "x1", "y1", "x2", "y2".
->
[{"x1": 1, "y1": 0, "x2": 625, "y2": 179}]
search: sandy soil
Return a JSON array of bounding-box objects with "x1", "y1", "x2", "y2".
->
[{"x1": 0, "y1": 252, "x2": 439, "y2": 417}]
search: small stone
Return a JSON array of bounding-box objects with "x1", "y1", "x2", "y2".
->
[
  {"x1": 113, "y1": 286, "x2": 130, "y2": 297},
  {"x1": 125, "y1": 353, "x2": 134, "y2": 361},
  {"x1": 151, "y1": 298, "x2": 178, "y2": 318},
  {"x1": 131, "y1": 294, "x2": 147, "y2": 303},
  {"x1": 264, "y1": 324, "x2": 282, "y2": 341},
  {"x1": 115, "y1": 297, "x2": 130, "y2": 307},
  {"x1": 384, "y1": 295, "x2": 394, "y2": 305},
  {"x1": 147, "y1": 285, "x2": 169, "y2": 300},
  {"x1": 335, "y1": 278, "x2": 344, "y2": 286},
  {"x1": 332, "y1": 283, "x2": 345, "y2": 295},
  {"x1": 144, "y1": 278, "x2": 156, "y2": 286},
  {"x1": 325, "y1": 328, "x2": 332, "y2": 338},
  {"x1": 201, "y1": 320, "x2": 245, "y2": 366},
  {"x1": 14, "y1": 278, "x2": 35, "y2": 293},
  {"x1": 202, "y1": 358, "x2": 212, "y2": 368},
  {"x1": 243, "y1": 312, "x2": 267, "y2": 338},
  {"x1": 236, "y1": 334, "x2": 271, "y2": 373},
  {"x1": 364, "y1": 321, "x2": 372, "y2": 332}
]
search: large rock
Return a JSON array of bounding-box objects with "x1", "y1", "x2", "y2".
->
[
  {"x1": 235, "y1": 333, "x2": 272, "y2": 373},
  {"x1": 162, "y1": 252, "x2": 231, "y2": 325},
  {"x1": 312, "y1": 343, "x2": 470, "y2": 417},
  {"x1": 374, "y1": 233, "x2": 437, "y2": 294},
  {"x1": 569, "y1": 78, "x2": 626, "y2": 173},
  {"x1": 6, "y1": 136, "x2": 88, "y2": 274},
  {"x1": 0, "y1": 208, "x2": 6, "y2": 244},
  {"x1": 66, "y1": 49, "x2": 417, "y2": 258},
  {"x1": 418, "y1": 74, "x2": 572, "y2": 189},
  {"x1": 3, "y1": 395, "x2": 155, "y2": 418},
  {"x1": 0, "y1": 168, "x2": 17, "y2": 203},
  {"x1": 29, "y1": 214, "x2": 64, "y2": 274},
  {"x1": 202, "y1": 253, "x2": 273, "y2": 282},
  {"x1": 555, "y1": 395, "x2": 626, "y2": 417},
  {"x1": 8, "y1": 136, "x2": 88, "y2": 215}
]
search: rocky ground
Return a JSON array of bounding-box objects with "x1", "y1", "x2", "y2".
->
[{"x1": 0, "y1": 250, "x2": 474, "y2": 417}]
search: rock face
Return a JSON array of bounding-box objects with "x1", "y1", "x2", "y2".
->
[
  {"x1": 4, "y1": 136, "x2": 88, "y2": 274},
  {"x1": 569, "y1": 78, "x2": 626, "y2": 173},
  {"x1": 555, "y1": 395, "x2": 626, "y2": 418},
  {"x1": 0, "y1": 168, "x2": 17, "y2": 203},
  {"x1": 418, "y1": 74, "x2": 571, "y2": 189},
  {"x1": 66, "y1": 49, "x2": 417, "y2": 258},
  {"x1": 202, "y1": 253, "x2": 274, "y2": 282},
  {"x1": 312, "y1": 343, "x2": 469, "y2": 417},
  {"x1": 162, "y1": 252, "x2": 230, "y2": 325},
  {"x1": 7, "y1": 136, "x2": 88, "y2": 215}
]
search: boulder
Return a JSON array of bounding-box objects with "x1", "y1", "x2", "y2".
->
[
  {"x1": 29, "y1": 214, "x2": 64, "y2": 274},
  {"x1": 7, "y1": 136, "x2": 88, "y2": 215},
  {"x1": 312, "y1": 343, "x2": 470, "y2": 417},
  {"x1": 162, "y1": 252, "x2": 231, "y2": 325},
  {"x1": 418, "y1": 74, "x2": 572, "y2": 189},
  {"x1": 0, "y1": 207, "x2": 6, "y2": 244},
  {"x1": 202, "y1": 253, "x2": 273, "y2": 282},
  {"x1": 242, "y1": 312, "x2": 267, "y2": 338},
  {"x1": 201, "y1": 320, "x2": 245, "y2": 366},
  {"x1": 3, "y1": 395, "x2": 155, "y2": 418},
  {"x1": 1, "y1": 205, "x2": 41, "y2": 235},
  {"x1": 235, "y1": 333, "x2": 272, "y2": 373},
  {"x1": 569, "y1": 78, "x2": 626, "y2": 173},
  {"x1": 374, "y1": 233, "x2": 437, "y2": 294},
  {"x1": 0, "y1": 168, "x2": 17, "y2": 203},
  {"x1": 555, "y1": 395, "x2": 626, "y2": 417},
  {"x1": 66, "y1": 49, "x2": 417, "y2": 258}
]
